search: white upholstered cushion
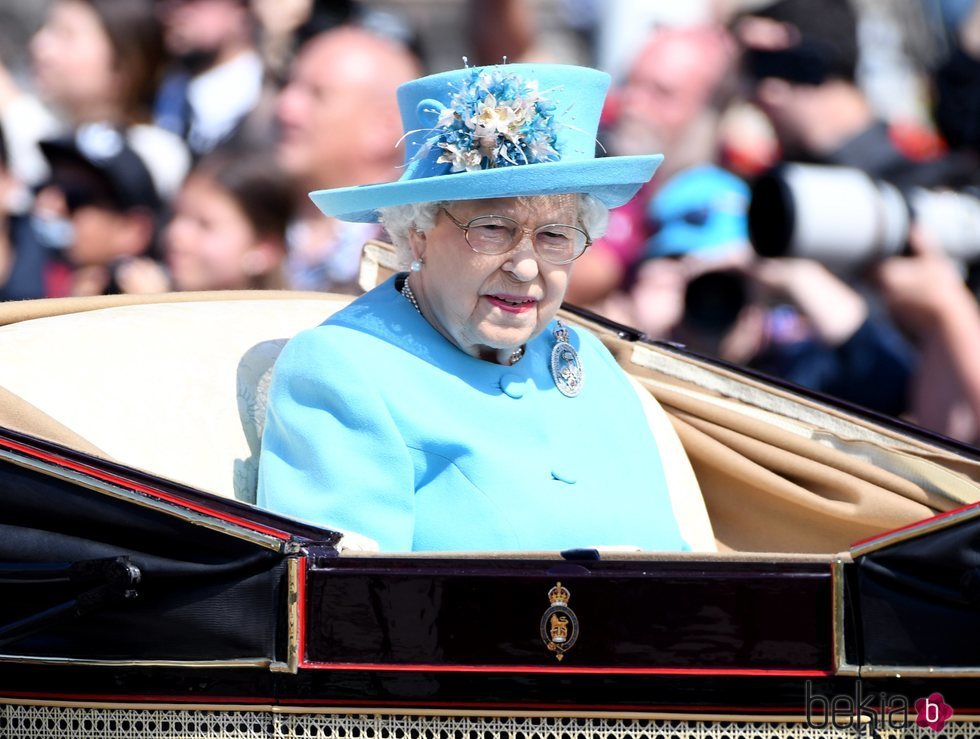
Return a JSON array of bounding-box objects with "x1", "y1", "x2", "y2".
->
[{"x1": 0, "y1": 298, "x2": 346, "y2": 501}]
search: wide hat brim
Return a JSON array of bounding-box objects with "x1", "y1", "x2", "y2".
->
[{"x1": 310, "y1": 154, "x2": 663, "y2": 223}]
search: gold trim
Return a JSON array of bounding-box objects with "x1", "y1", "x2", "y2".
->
[
  {"x1": 340, "y1": 550, "x2": 833, "y2": 562},
  {"x1": 262, "y1": 707, "x2": 844, "y2": 723},
  {"x1": 831, "y1": 558, "x2": 859, "y2": 676},
  {"x1": 4, "y1": 697, "x2": 980, "y2": 727},
  {"x1": 0, "y1": 655, "x2": 273, "y2": 669},
  {"x1": 0, "y1": 696, "x2": 953, "y2": 722},
  {"x1": 270, "y1": 556, "x2": 301, "y2": 673},
  {"x1": 0, "y1": 288, "x2": 342, "y2": 328},
  {"x1": 835, "y1": 555, "x2": 980, "y2": 677},
  {"x1": 0, "y1": 448, "x2": 290, "y2": 670},
  {"x1": 850, "y1": 505, "x2": 980, "y2": 557},
  {"x1": 859, "y1": 664, "x2": 980, "y2": 678},
  {"x1": 0, "y1": 446, "x2": 285, "y2": 552}
]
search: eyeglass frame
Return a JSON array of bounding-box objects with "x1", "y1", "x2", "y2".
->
[{"x1": 439, "y1": 207, "x2": 593, "y2": 265}]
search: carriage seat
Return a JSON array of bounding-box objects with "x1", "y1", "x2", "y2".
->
[{"x1": 0, "y1": 292, "x2": 346, "y2": 503}]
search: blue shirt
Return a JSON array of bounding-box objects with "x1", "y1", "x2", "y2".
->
[{"x1": 258, "y1": 276, "x2": 688, "y2": 552}]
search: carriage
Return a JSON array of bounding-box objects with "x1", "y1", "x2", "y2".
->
[{"x1": 1, "y1": 243, "x2": 978, "y2": 738}]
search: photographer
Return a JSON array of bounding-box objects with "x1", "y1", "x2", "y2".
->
[
  {"x1": 731, "y1": 0, "x2": 980, "y2": 440},
  {"x1": 734, "y1": 0, "x2": 971, "y2": 189},
  {"x1": 617, "y1": 165, "x2": 916, "y2": 418},
  {"x1": 870, "y1": 228, "x2": 980, "y2": 442}
]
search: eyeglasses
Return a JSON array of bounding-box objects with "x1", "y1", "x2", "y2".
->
[{"x1": 440, "y1": 208, "x2": 592, "y2": 265}]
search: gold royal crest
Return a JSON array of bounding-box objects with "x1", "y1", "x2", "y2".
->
[{"x1": 539, "y1": 581, "x2": 579, "y2": 661}]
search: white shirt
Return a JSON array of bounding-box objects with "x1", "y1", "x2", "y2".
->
[{"x1": 186, "y1": 50, "x2": 264, "y2": 154}]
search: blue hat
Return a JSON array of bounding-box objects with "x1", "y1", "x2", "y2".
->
[
  {"x1": 310, "y1": 64, "x2": 663, "y2": 222},
  {"x1": 645, "y1": 165, "x2": 750, "y2": 260}
]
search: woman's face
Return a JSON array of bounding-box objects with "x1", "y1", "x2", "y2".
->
[
  {"x1": 165, "y1": 173, "x2": 270, "y2": 291},
  {"x1": 31, "y1": 0, "x2": 119, "y2": 118},
  {"x1": 409, "y1": 195, "x2": 579, "y2": 361}
]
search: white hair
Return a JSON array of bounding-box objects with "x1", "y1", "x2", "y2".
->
[{"x1": 378, "y1": 194, "x2": 610, "y2": 267}]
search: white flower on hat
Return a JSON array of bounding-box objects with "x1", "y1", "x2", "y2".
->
[
  {"x1": 435, "y1": 106, "x2": 458, "y2": 129},
  {"x1": 527, "y1": 137, "x2": 560, "y2": 162},
  {"x1": 472, "y1": 94, "x2": 518, "y2": 137},
  {"x1": 436, "y1": 142, "x2": 483, "y2": 173},
  {"x1": 420, "y1": 67, "x2": 562, "y2": 172}
]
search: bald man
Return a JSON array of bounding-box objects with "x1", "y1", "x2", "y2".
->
[
  {"x1": 609, "y1": 25, "x2": 736, "y2": 179},
  {"x1": 566, "y1": 25, "x2": 737, "y2": 306},
  {"x1": 276, "y1": 25, "x2": 422, "y2": 293}
]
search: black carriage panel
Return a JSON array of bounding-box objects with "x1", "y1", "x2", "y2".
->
[
  {"x1": 851, "y1": 508, "x2": 980, "y2": 670},
  {"x1": 304, "y1": 555, "x2": 834, "y2": 671},
  {"x1": 0, "y1": 453, "x2": 287, "y2": 663}
]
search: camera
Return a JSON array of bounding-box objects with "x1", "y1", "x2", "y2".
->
[
  {"x1": 682, "y1": 269, "x2": 748, "y2": 337},
  {"x1": 747, "y1": 163, "x2": 980, "y2": 273}
]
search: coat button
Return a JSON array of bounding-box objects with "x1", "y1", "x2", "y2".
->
[
  {"x1": 500, "y1": 372, "x2": 525, "y2": 399},
  {"x1": 551, "y1": 468, "x2": 577, "y2": 484}
]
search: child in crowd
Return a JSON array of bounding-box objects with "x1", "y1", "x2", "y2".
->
[
  {"x1": 118, "y1": 150, "x2": 293, "y2": 293},
  {"x1": 34, "y1": 124, "x2": 176, "y2": 296},
  {"x1": 165, "y1": 151, "x2": 292, "y2": 291}
]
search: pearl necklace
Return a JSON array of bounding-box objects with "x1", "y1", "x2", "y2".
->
[
  {"x1": 401, "y1": 276, "x2": 525, "y2": 366},
  {"x1": 400, "y1": 275, "x2": 423, "y2": 314}
]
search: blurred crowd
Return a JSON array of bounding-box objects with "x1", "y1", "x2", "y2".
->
[{"x1": 2, "y1": 0, "x2": 980, "y2": 443}]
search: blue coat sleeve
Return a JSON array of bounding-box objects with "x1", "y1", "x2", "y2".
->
[{"x1": 256, "y1": 327, "x2": 416, "y2": 550}]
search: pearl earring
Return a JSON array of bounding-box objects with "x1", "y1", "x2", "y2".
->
[{"x1": 410, "y1": 258, "x2": 424, "y2": 272}]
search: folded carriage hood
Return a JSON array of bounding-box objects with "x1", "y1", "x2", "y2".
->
[{"x1": 844, "y1": 501, "x2": 980, "y2": 674}]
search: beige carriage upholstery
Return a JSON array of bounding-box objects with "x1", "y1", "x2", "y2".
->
[
  {"x1": 0, "y1": 290, "x2": 345, "y2": 504},
  {"x1": 600, "y1": 333, "x2": 980, "y2": 552},
  {"x1": 1, "y1": 242, "x2": 980, "y2": 554}
]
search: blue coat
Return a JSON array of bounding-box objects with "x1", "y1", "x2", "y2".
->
[{"x1": 258, "y1": 276, "x2": 689, "y2": 552}]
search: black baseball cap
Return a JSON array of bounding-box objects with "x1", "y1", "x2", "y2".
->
[{"x1": 39, "y1": 124, "x2": 171, "y2": 212}]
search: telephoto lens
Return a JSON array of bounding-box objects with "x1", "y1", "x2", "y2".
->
[{"x1": 747, "y1": 163, "x2": 980, "y2": 273}]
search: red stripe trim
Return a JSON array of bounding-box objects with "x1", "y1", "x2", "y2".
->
[
  {"x1": 275, "y1": 698, "x2": 827, "y2": 713},
  {"x1": 296, "y1": 554, "x2": 307, "y2": 664},
  {"x1": 850, "y1": 501, "x2": 980, "y2": 549},
  {"x1": 831, "y1": 561, "x2": 842, "y2": 669},
  {"x1": 270, "y1": 698, "x2": 868, "y2": 714},
  {"x1": 294, "y1": 561, "x2": 837, "y2": 677},
  {"x1": 295, "y1": 661, "x2": 833, "y2": 676},
  {"x1": 0, "y1": 692, "x2": 272, "y2": 704},
  {"x1": 0, "y1": 437, "x2": 291, "y2": 541}
]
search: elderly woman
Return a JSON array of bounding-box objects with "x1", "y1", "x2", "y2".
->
[{"x1": 257, "y1": 63, "x2": 714, "y2": 552}]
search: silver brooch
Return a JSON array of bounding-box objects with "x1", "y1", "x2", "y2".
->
[{"x1": 550, "y1": 320, "x2": 583, "y2": 397}]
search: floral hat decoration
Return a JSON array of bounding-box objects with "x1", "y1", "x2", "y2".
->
[{"x1": 309, "y1": 62, "x2": 664, "y2": 222}]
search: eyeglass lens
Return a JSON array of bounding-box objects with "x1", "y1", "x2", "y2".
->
[{"x1": 450, "y1": 213, "x2": 589, "y2": 263}]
